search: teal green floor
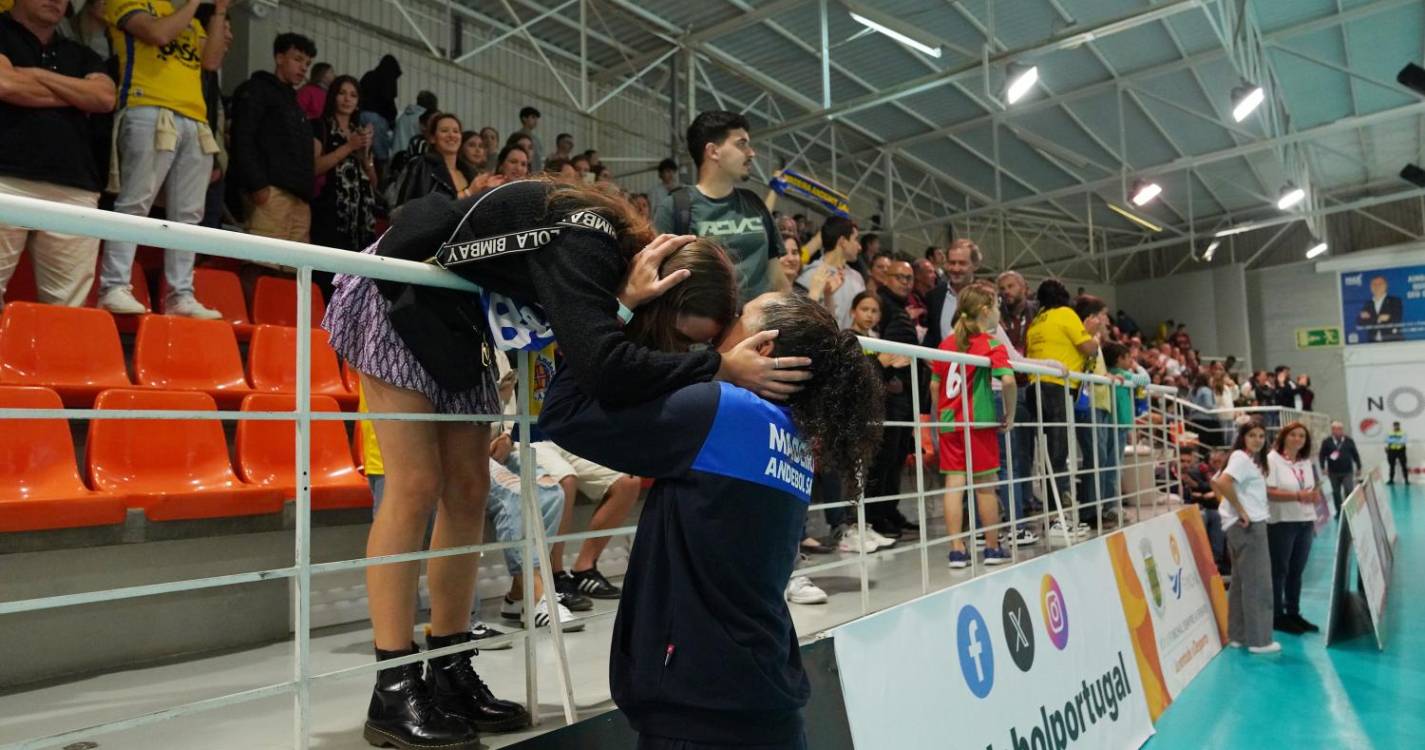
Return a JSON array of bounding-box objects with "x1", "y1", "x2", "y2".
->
[{"x1": 1146, "y1": 484, "x2": 1425, "y2": 749}]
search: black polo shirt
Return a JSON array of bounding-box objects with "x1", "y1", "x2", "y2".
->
[{"x1": 0, "y1": 13, "x2": 108, "y2": 192}]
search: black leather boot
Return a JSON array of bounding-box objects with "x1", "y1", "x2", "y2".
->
[
  {"x1": 426, "y1": 631, "x2": 531, "y2": 732},
  {"x1": 364, "y1": 644, "x2": 480, "y2": 749}
]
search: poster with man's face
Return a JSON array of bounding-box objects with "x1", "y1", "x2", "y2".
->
[{"x1": 1341, "y1": 265, "x2": 1425, "y2": 344}]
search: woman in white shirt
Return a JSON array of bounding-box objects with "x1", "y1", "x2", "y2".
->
[
  {"x1": 1265, "y1": 422, "x2": 1320, "y2": 636},
  {"x1": 1210, "y1": 420, "x2": 1280, "y2": 654}
]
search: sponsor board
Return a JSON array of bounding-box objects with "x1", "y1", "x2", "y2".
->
[
  {"x1": 834, "y1": 540, "x2": 1154, "y2": 750},
  {"x1": 1105, "y1": 512, "x2": 1224, "y2": 721}
]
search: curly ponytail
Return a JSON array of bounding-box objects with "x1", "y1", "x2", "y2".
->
[{"x1": 759, "y1": 295, "x2": 885, "y2": 496}]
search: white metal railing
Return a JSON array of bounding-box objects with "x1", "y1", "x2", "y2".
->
[{"x1": 0, "y1": 192, "x2": 1290, "y2": 749}]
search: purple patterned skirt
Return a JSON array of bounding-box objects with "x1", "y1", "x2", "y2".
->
[{"x1": 322, "y1": 246, "x2": 500, "y2": 416}]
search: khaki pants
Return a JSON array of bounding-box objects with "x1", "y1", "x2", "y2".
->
[
  {"x1": 246, "y1": 186, "x2": 311, "y2": 243},
  {"x1": 0, "y1": 176, "x2": 101, "y2": 307}
]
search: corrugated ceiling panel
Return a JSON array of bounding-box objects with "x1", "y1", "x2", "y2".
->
[
  {"x1": 1269, "y1": 28, "x2": 1354, "y2": 129},
  {"x1": 1340, "y1": 6, "x2": 1424, "y2": 115},
  {"x1": 1092, "y1": 20, "x2": 1185, "y2": 73}
]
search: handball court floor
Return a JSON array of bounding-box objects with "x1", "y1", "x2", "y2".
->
[{"x1": 0, "y1": 490, "x2": 1419, "y2": 749}]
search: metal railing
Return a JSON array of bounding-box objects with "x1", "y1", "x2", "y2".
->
[{"x1": 0, "y1": 192, "x2": 1240, "y2": 749}]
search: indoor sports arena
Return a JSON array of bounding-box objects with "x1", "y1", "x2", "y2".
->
[{"x1": 0, "y1": 1, "x2": 1421, "y2": 748}]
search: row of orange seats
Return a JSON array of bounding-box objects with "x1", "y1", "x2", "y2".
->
[
  {"x1": 3, "y1": 256, "x2": 325, "y2": 338},
  {"x1": 0, "y1": 386, "x2": 371, "y2": 534},
  {"x1": 0, "y1": 302, "x2": 357, "y2": 409}
]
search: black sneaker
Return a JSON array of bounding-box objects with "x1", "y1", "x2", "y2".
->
[
  {"x1": 1290, "y1": 614, "x2": 1320, "y2": 633},
  {"x1": 552, "y1": 571, "x2": 595, "y2": 610},
  {"x1": 569, "y1": 567, "x2": 623, "y2": 599},
  {"x1": 1273, "y1": 615, "x2": 1305, "y2": 635},
  {"x1": 468, "y1": 620, "x2": 513, "y2": 651}
]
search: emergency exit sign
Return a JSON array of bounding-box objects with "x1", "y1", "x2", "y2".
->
[{"x1": 1296, "y1": 326, "x2": 1342, "y2": 349}]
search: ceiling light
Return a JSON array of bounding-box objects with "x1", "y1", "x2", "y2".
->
[
  {"x1": 1306, "y1": 239, "x2": 1329, "y2": 259},
  {"x1": 1006, "y1": 63, "x2": 1039, "y2": 104},
  {"x1": 1130, "y1": 179, "x2": 1162, "y2": 207},
  {"x1": 1231, "y1": 83, "x2": 1265, "y2": 122},
  {"x1": 848, "y1": 8, "x2": 942, "y2": 58},
  {"x1": 1214, "y1": 223, "x2": 1259, "y2": 238},
  {"x1": 1399, "y1": 63, "x2": 1425, "y2": 97},
  {"x1": 1107, "y1": 203, "x2": 1163, "y2": 233},
  {"x1": 1204, "y1": 240, "x2": 1220, "y2": 261},
  {"x1": 1277, "y1": 184, "x2": 1305, "y2": 210}
]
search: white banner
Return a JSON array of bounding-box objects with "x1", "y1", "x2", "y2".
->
[
  {"x1": 1343, "y1": 357, "x2": 1425, "y2": 447},
  {"x1": 1344, "y1": 490, "x2": 1388, "y2": 642},
  {"x1": 1113, "y1": 514, "x2": 1222, "y2": 701},
  {"x1": 834, "y1": 541, "x2": 1154, "y2": 750}
]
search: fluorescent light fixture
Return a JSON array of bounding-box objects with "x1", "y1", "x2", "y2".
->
[
  {"x1": 1231, "y1": 84, "x2": 1265, "y2": 122},
  {"x1": 1130, "y1": 179, "x2": 1162, "y2": 207},
  {"x1": 1204, "y1": 240, "x2": 1220, "y2": 261},
  {"x1": 1306, "y1": 240, "x2": 1329, "y2": 259},
  {"x1": 1214, "y1": 223, "x2": 1259, "y2": 238},
  {"x1": 1277, "y1": 184, "x2": 1305, "y2": 210},
  {"x1": 1107, "y1": 203, "x2": 1163, "y2": 233},
  {"x1": 1006, "y1": 64, "x2": 1039, "y2": 104},
  {"x1": 849, "y1": 9, "x2": 942, "y2": 58}
]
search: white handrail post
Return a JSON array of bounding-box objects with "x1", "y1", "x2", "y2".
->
[
  {"x1": 910, "y1": 352, "x2": 929, "y2": 593},
  {"x1": 293, "y1": 266, "x2": 313, "y2": 750}
]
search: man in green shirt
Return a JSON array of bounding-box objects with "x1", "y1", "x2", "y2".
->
[{"x1": 654, "y1": 110, "x2": 789, "y2": 303}]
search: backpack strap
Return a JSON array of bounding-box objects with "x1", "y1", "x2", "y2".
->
[{"x1": 671, "y1": 186, "x2": 693, "y2": 236}]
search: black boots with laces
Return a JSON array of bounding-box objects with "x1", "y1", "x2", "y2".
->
[
  {"x1": 425, "y1": 631, "x2": 531, "y2": 732},
  {"x1": 364, "y1": 644, "x2": 480, "y2": 750}
]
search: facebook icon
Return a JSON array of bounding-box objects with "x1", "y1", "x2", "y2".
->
[{"x1": 956, "y1": 605, "x2": 995, "y2": 699}]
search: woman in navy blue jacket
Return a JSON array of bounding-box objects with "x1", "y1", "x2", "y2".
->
[{"x1": 541, "y1": 291, "x2": 884, "y2": 749}]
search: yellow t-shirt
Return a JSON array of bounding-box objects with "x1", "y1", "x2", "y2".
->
[
  {"x1": 0, "y1": 1, "x2": 13, "y2": 14},
  {"x1": 1025, "y1": 306, "x2": 1092, "y2": 386},
  {"x1": 107, "y1": 0, "x2": 207, "y2": 122}
]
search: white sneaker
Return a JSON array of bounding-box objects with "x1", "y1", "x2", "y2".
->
[
  {"x1": 468, "y1": 620, "x2": 513, "y2": 650},
  {"x1": 974, "y1": 530, "x2": 987, "y2": 548},
  {"x1": 499, "y1": 596, "x2": 585, "y2": 632},
  {"x1": 1074, "y1": 522, "x2": 1093, "y2": 538},
  {"x1": 165, "y1": 293, "x2": 222, "y2": 320},
  {"x1": 838, "y1": 527, "x2": 879, "y2": 554},
  {"x1": 864, "y1": 527, "x2": 898, "y2": 550},
  {"x1": 97, "y1": 286, "x2": 148, "y2": 314},
  {"x1": 1226, "y1": 640, "x2": 1243, "y2": 649},
  {"x1": 1013, "y1": 528, "x2": 1040, "y2": 545},
  {"x1": 1047, "y1": 519, "x2": 1076, "y2": 543},
  {"x1": 786, "y1": 576, "x2": 828, "y2": 605},
  {"x1": 1248, "y1": 642, "x2": 1282, "y2": 655}
]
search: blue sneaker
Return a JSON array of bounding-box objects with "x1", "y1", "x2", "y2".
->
[
  {"x1": 948, "y1": 550, "x2": 970, "y2": 569},
  {"x1": 984, "y1": 547, "x2": 1011, "y2": 566}
]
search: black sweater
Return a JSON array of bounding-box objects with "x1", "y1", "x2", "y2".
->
[
  {"x1": 377, "y1": 182, "x2": 722, "y2": 406},
  {"x1": 1320, "y1": 435, "x2": 1362, "y2": 475},
  {"x1": 230, "y1": 71, "x2": 316, "y2": 201},
  {"x1": 539, "y1": 372, "x2": 810, "y2": 744}
]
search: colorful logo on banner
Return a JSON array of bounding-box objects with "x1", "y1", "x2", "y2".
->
[
  {"x1": 956, "y1": 605, "x2": 995, "y2": 698},
  {"x1": 1001, "y1": 588, "x2": 1036, "y2": 673},
  {"x1": 1040, "y1": 575, "x2": 1070, "y2": 650}
]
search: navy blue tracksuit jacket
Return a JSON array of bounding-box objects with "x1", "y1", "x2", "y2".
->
[{"x1": 539, "y1": 373, "x2": 812, "y2": 744}]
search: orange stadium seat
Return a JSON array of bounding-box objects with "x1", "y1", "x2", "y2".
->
[
  {"x1": 133, "y1": 315, "x2": 254, "y2": 407},
  {"x1": 251, "y1": 276, "x2": 326, "y2": 328},
  {"x1": 0, "y1": 386, "x2": 128, "y2": 532},
  {"x1": 0, "y1": 302, "x2": 132, "y2": 406},
  {"x1": 235, "y1": 394, "x2": 371, "y2": 510},
  {"x1": 247, "y1": 325, "x2": 356, "y2": 408},
  {"x1": 86, "y1": 389, "x2": 284, "y2": 522},
  {"x1": 182, "y1": 268, "x2": 254, "y2": 339}
]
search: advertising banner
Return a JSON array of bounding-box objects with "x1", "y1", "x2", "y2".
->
[
  {"x1": 1340, "y1": 265, "x2": 1425, "y2": 344},
  {"x1": 1105, "y1": 511, "x2": 1225, "y2": 722},
  {"x1": 1369, "y1": 474, "x2": 1399, "y2": 546},
  {"x1": 834, "y1": 541, "x2": 1155, "y2": 750},
  {"x1": 1342, "y1": 359, "x2": 1425, "y2": 447},
  {"x1": 1344, "y1": 489, "x2": 1388, "y2": 645}
]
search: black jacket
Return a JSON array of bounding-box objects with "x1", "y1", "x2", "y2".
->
[
  {"x1": 393, "y1": 151, "x2": 473, "y2": 208},
  {"x1": 230, "y1": 71, "x2": 315, "y2": 201},
  {"x1": 876, "y1": 286, "x2": 919, "y2": 420},
  {"x1": 539, "y1": 374, "x2": 810, "y2": 744},
  {"x1": 1358, "y1": 296, "x2": 1405, "y2": 342},
  {"x1": 359, "y1": 54, "x2": 401, "y2": 125},
  {"x1": 377, "y1": 182, "x2": 721, "y2": 406},
  {"x1": 923, "y1": 280, "x2": 953, "y2": 350},
  {"x1": 1320, "y1": 435, "x2": 1362, "y2": 476}
]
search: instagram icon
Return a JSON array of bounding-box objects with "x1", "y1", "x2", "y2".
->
[{"x1": 1040, "y1": 574, "x2": 1070, "y2": 650}]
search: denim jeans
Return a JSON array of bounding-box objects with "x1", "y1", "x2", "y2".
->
[
  {"x1": 1027, "y1": 382, "x2": 1070, "y2": 509},
  {"x1": 1074, "y1": 410, "x2": 1120, "y2": 521},
  {"x1": 995, "y1": 392, "x2": 1033, "y2": 530},
  {"x1": 101, "y1": 106, "x2": 212, "y2": 299},
  {"x1": 487, "y1": 452, "x2": 565, "y2": 576},
  {"x1": 1201, "y1": 507, "x2": 1227, "y2": 573}
]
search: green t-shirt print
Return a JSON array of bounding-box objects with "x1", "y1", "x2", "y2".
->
[{"x1": 654, "y1": 187, "x2": 775, "y2": 303}]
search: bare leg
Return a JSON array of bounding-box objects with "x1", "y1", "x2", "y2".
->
[
  {"x1": 506, "y1": 573, "x2": 544, "y2": 601},
  {"x1": 573, "y1": 476, "x2": 641, "y2": 572},
  {"x1": 943, "y1": 474, "x2": 968, "y2": 553},
  {"x1": 362, "y1": 374, "x2": 442, "y2": 651},
  {"x1": 976, "y1": 486, "x2": 1001, "y2": 549},
  {"x1": 426, "y1": 420, "x2": 490, "y2": 637}
]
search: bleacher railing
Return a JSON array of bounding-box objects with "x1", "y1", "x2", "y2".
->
[{"x1": 0, "y1": 192, "x2": 1264, "y2": 749}]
